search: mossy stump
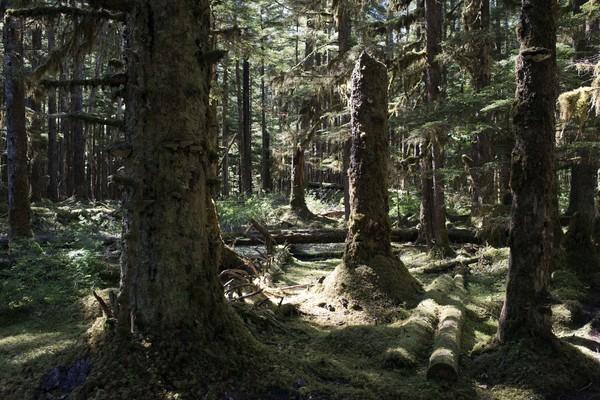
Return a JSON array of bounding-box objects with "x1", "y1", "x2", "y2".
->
[{"x1": 322, "y1": 52, "x2": 423, "y2": 309}]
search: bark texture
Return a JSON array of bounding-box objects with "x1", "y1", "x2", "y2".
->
[
  {"x1": 420, "y1": 0, "x2": 454, "y2": 257},
  {"x1": 118, "y1": 0, "x2": 246, "y2": 342},
  {"x1": 3, "y1": 10, "x2": 33, "y2": 240},
  {"x1": 324, "y1": 53, "x2": 422, "y2": 307},
  {"x1": 497, "y1": 0, "x2": 558, "y2": 343}
]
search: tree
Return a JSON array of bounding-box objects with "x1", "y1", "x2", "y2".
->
[
  {"x1": 418, "y1": 0, "x2": 455, "y2": 257},
  {"x1": 3, "y1": 4, "x2": 33, "y2": 240},
  {"x1": 497, "y1": 0, "x2": 558, "y2": 344},
  {"x1": 240, "y1": 57, "x2": 253, "y2": 196},
  {"x1": 67, "y1": 3, "x2": 261, "y2": 396},
  {"x1": 323, "y1": 52, "x2": 422, "y2": 308}
]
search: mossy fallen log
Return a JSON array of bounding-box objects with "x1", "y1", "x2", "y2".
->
[
  {"x1": 426, "y1": 274, "x2": 467, "y2": 381},
  {"x1": 383, "y1": 298, "x2": 438, "y2": 369}
]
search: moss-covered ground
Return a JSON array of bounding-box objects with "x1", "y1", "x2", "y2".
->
[{"x1": 1, "y1": 200, "x2": 600, "y2": 399}]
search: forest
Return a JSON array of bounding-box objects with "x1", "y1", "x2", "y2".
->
[{"x1": 1, "y1": 0, "x2": 600, "y2": 399}]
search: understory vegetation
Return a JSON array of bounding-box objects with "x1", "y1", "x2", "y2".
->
[{"x1": 2, "y1": 198, "x2": 599, "y2": 400}]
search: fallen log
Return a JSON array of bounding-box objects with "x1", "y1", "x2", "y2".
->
[
  {"x1": 0, "y1": 234, "x2": 119, "y2": 249},
  {"x1": 426, "y1": 274, "x2": 468, "y2": 381},
  {"x1": 223, "y1": 227, "x2": 479, "y2": 246},
  {"x1": 417, "y1": 256, "x2": 480, "y2": 274},
  {"x1": 383, "y1": 298, "x2": 439, "y2": 369}
]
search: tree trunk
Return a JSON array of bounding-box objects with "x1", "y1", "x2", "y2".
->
[
  {"x1": 28, "y1": 27, "x2": 46, "y2": 203},
  {"x1": 323, "y1": 52, "x2": 423, "y2": 308},
  {"x1": 3, "y1": 9, "x2": 33, "y2": 240},
  {"x1": 497, "y1": 0, "x2": 558, "y2": 344},
  {"x1": 420, "y1": 0, "x2": 454, "y2": 257},
  {"x1": 47, "y1": 28, "x2": 58, "y2": 201},
  {"x1": 221, "y1": 55, "x2": 230, "y2": 196},
  {"x1": 419, "y1": 134, "x2": 455, "y2": 257},
  {"x1": 260, "y1": 56, "x2": 271, "y2": 192},
  {"x1": 240, "y1": 58, "x2": 253, "y2": 196},
  {"x1": 72, "y1": 61, "x2": 87, "y2": 199},
  {"x1": 117, "y1": 0, "x2": 248, "y2": 342},
  {"x1": 290, "y1": 146, "x2": 311, "y2": 216}
]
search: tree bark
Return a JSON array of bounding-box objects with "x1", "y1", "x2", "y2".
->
[
  {"x1": 117, "y1": 0, "x2": 248, "y2": 345},
  {"x1": 28, "y1": 27, "x2": 46, "y2": 203},
  {"x1": 420, "y1": 0, "x2": 454, "y2": 257},
  {"x1": 3, "y1": 9, "x2": 33, "y2": 240},
  {"x1": 221, "y1": 55, "x2": 230, "y2": 196},
  {"x1": 323, "y1": 52, "x2": 423, "y2": 307},
  {"x1": 497, "y1": 0, "x2": 558, "y2": 344},
  {"x1": 47, "y1": 28, "x2": 59, "y2": 201},
  {"x1": 240, "y1": 58, "x2": 253, "y2": 196},
  {"x1": 72, "y1": 59, "x2": 87, "y2": 199},
  {"x1": 260, "y1": 54, "x2": 271, "y2": 192}
]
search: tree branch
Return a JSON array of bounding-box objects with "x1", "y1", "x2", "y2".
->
[
  {"x1": 8, "y1": 6, "x2": 125, "y2": 21},
  {"x1": 48, "y1": 112, "x2": 124, "y2": 128},
  {"x1": 38, "y1": 73, "x2": 127, "y2": 89}
]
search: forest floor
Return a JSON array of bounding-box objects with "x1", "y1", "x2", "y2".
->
[{"x1": 1, "y1": 199, "x2": 600, "y2": 399}]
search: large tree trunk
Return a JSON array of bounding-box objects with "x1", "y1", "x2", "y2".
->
[
  {"x1": 116, "y1": 0, "x2": 248, "y2": 343},
  {"x1": 260, "y1": 56, "x2": 272, "y2": 192},
  {"x1": 323, "y1": 53, "x2": 423, "y2": 308},
  {"x1": 497, "y1": 0, "x2": 557, "y2": 344},
  {"x1": 3, "y1": 9, "x2": 33, "y2": 240}
]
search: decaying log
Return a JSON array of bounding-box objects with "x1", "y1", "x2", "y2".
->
[
  {"x1": 417, "y1": 256, "x2": 480, "y2": 274},
  {"x1": 426, "y1": 274, "x2": 467, "y2": 381},
  {"x1": 383, "y1": 298, "x2": 439, "y2": 369}
]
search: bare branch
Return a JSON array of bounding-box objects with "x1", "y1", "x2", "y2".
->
[
  {"x1": 48, "y1": 112, "x2": 124, "y2": 128},
  {"x1": 8, "y1": 6, "x2": 125, "y2": 21}
]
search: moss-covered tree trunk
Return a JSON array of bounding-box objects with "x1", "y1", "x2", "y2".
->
[
  {"x1": 3, "y1": 9, "x2": 33, "y2": 240},
  {"x1": 116, "y1": 0, "x2": 249, "y2": 347},
  {"x1": 324, "y1": 52, "x2": 422, "y2": 307},
  {"x1": 497, "y1": 0, "x2": 558, "y2": 344}
]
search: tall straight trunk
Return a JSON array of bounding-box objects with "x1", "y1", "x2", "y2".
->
[
  {"x1": 290, "y1": 20, "x2": 317, "y2": 216},
  {"x1": 221, "y1": 56, "x2": 230, "y2": 196},
  {"x1": 61, "y1": 71, "x2": 73, "y2": 197},
  {"x1": 498, "y1": 0, "x2": 557, "y2": 344},
  {"x1": 565, "y1": 0, "x2": 597, "y2": 224},
  {"x1": 47, "y1": 28, "x2": 58, "y2": 201},
  {"x1": 337, "y1": 1, "x2": 352, "y2": 219},
  {"x1": 3, "y1": 9, "x2": 32, "y2": 239},
  {"x1": 420, "y1": 0, "x2": 454, "y2": 257},
  {"x1": 240, "y1": 58, "x2": 252, "y2": 196},
  {"x1": 235, "y1": 59, "x2": 243, "y2": 193},
  {"x1": 260, "y1": 58, "x2": 271, "y2": 192},
  {"x1": 72, "y1": 61, "x2": 86, "y2": 199},
  {"x1": 28, "y1": 27, "x2": 45, "y2": 203},
  {"x1": 463, "y1": 0, "x2": 495, "y2": 214}
]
